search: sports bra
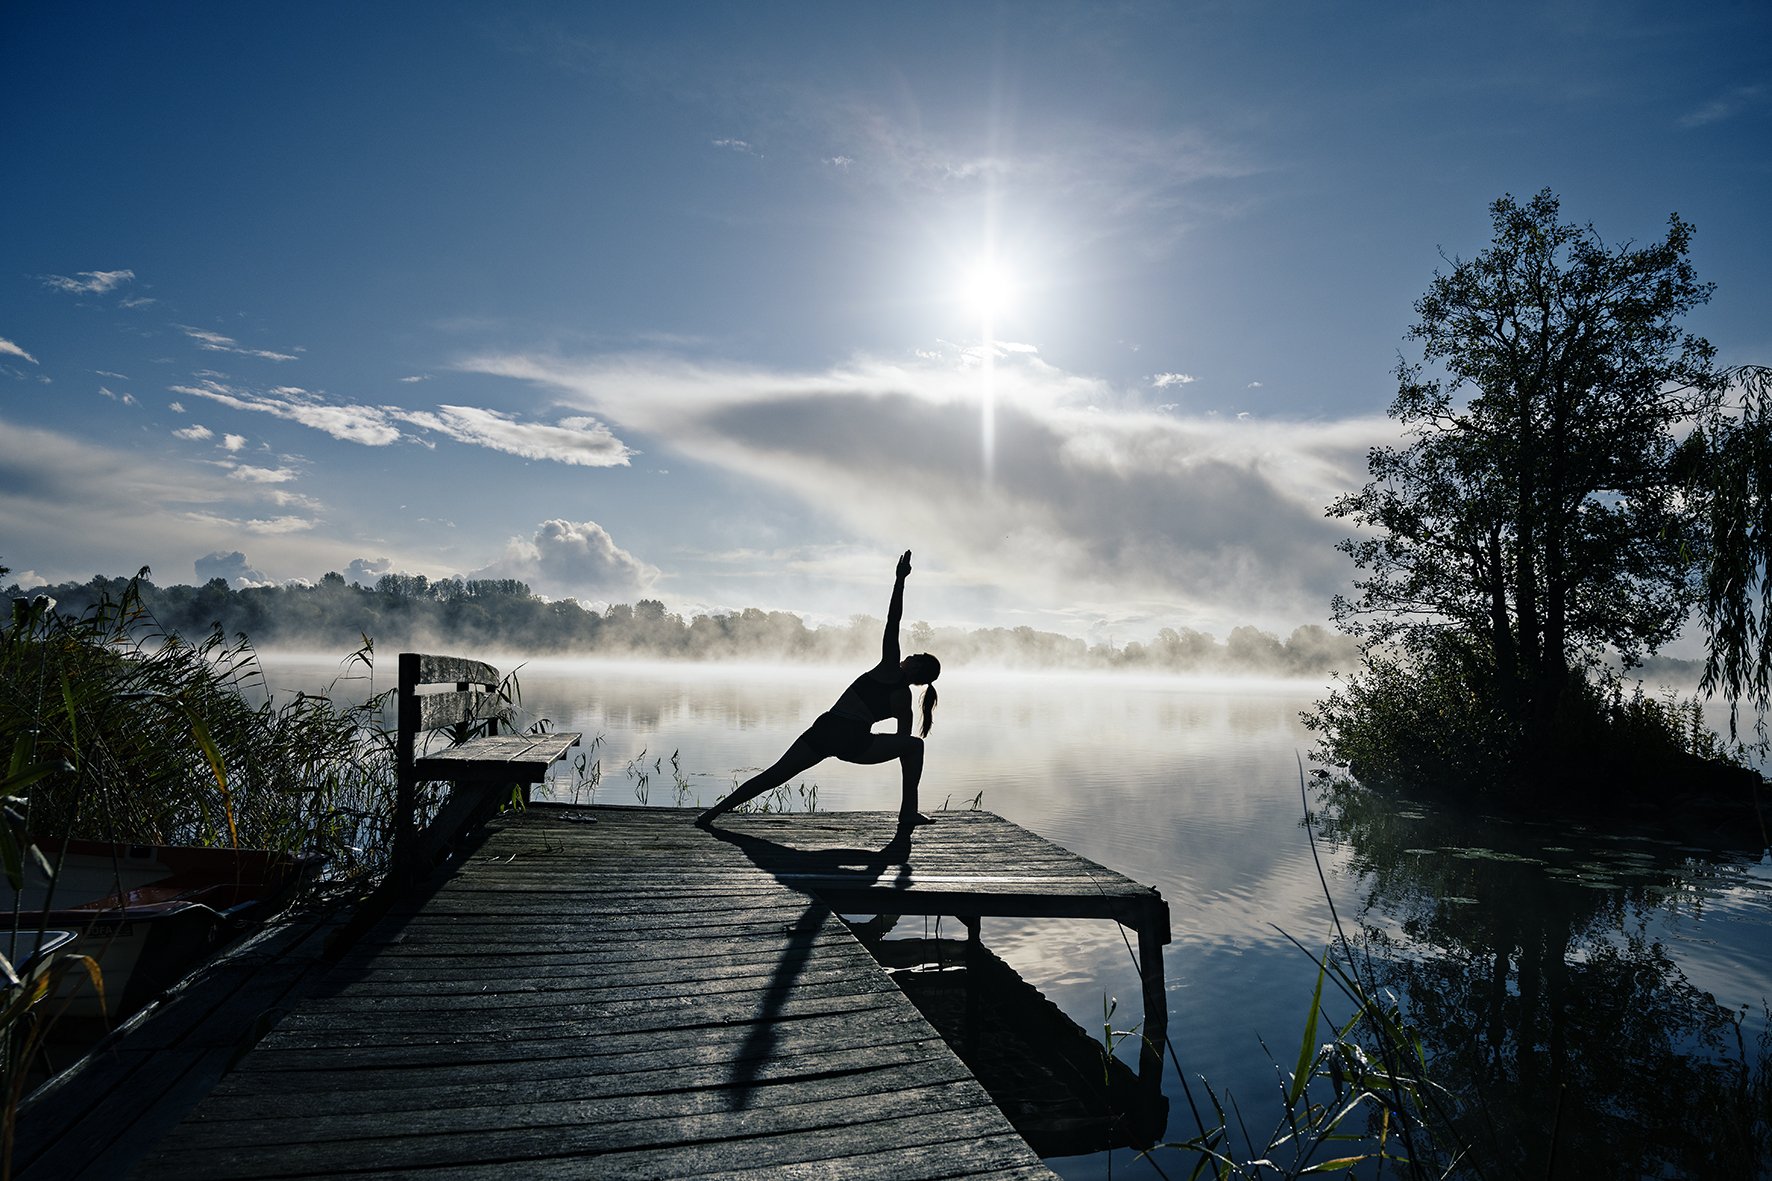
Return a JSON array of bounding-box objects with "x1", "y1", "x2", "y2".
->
[{"x1": 829, "y1": 665, "x2": 909, "y2": 724}]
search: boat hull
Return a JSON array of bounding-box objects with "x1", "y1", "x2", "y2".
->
[{"x1": 5, "y1": 841, "x2": 316, "y2": 1020}]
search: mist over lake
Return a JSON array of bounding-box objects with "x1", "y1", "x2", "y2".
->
[{"x1": 262, "y1": 653, "x2": 1772, "y2": 1178}]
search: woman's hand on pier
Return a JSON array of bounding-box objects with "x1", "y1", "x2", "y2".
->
[{"x1": 896, "y1": 550, "x2": 912, "y2": 580}]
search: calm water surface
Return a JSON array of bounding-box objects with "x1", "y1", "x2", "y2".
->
[{"x1": 267, "y1": 654, "x2": 1772, "y2": 1178}]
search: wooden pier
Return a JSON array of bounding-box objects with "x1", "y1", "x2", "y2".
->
[{"x1": 22, "y1": 805, "x2": 1170, "y2": 1179}]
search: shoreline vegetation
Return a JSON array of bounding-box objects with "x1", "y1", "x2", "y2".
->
[
  {"x1": 1312, "y1": 192, "x2": 1772, "y2": 827},
  {"x1": 5, "y1": 567, "x2": 1374, "y2": 679}
]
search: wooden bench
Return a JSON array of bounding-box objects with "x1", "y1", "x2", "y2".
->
[{"x1": 392, "y1": 652, "x2": 581, "y2": 876}]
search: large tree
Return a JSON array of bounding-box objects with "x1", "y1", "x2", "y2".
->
[{"x1": 1331, "y1": 190, "x2": 1723, "y2": 755}]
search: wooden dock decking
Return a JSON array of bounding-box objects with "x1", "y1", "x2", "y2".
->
[{"x1": 56, "y1": 805, "x2": 1168, "y2": 1179}]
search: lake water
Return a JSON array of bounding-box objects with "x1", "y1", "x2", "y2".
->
[{"x1": 267, "y1": 653, "x2": 1772, "y2": 1178}]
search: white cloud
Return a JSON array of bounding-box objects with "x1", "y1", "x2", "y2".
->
[
  {"x1": 186, "y1": 513, "x2": 316, "y2": 537},
  {"x1": 396, "y1": 405, "x2": 632, "y2": 467},
  {"x1": 169, "y1": 401, "x2": 186, "y2": 413},
  {"x1": 119, "y1": 296, "x2": 157, "y2": 309},
  {"x1": 221, "y1": 434, "x2": 248, "y2": 451},
  {"x1": 172, "y1": 379, "x2": 405, "y2": 445},
  {"x1": 825, "y1": 155, "x2": 855, "y2": 169},
  {"x1": 173, "y1": 424, "x2": 214, "y2": 441},
  {"x1": 1246, "y1": 381, "x2": 1263, "y2": 389},
  {"x1": 98, "y1": 386, "x2": 138, "y2": 406},
  {"x1": 459, "y1": 348, "x2": 1392, "y2": 628},
  {"x1": 398, "y1": 374, "x2": 431, "y2": 383},
  {"x1": 195, "y1": 550, "x2": 275, "y2": 588},
  {"x1": 470, "y1": 519, "x2": 658, "y2": 600},
  {"x1": 712, "y1": 138, "x2": 756, "y2": 154},
  {"x1": 177, "y1": 326, "x2": 300, "y2": 363},
  {"x1": 239, "y1": 516, "x2": 314, "y2": 535},
  {"x1": 169, "y1": 378, "x2": 630, "y2": 465},
  {"x1": 0, "y1": 337, "x2": 39, "y2": 364},
  {"x1": 43, "y1": 269, "x2": 135, "y2": 295},
  {"x1": 265, "y1": 488, "x2": 323, "y2": 511},
  {"x1": 345, "y1": 557, "x2": 394, "y2": 586},
  {"x1": 226, "y1": 463, "x2": 299, "y2": 484},
  {"x1": 1151, "y1": 372, "x2": 1198, "y2": 388}
]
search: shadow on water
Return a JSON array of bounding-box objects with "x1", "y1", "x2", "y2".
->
[{"x1": 1318, "y1": 784, "x2": 1772, "y2": 1178}]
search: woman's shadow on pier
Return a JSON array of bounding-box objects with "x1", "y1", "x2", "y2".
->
[{"x1": 703, "y1": 820, "x2": 920, "y2": 1108}]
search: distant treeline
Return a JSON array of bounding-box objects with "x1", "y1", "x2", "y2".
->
[{"x1": 7, "y1": 569, "x2": 1362, "y2": 676}]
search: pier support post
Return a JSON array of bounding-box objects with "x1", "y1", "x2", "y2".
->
[{"x1": 1136, "y1": 916, "x2": 1168, "y2": 1090}]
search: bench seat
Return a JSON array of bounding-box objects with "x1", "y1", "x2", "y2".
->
[{"x1": 413, "y1": 732, "x2": 583, "y2": 786}]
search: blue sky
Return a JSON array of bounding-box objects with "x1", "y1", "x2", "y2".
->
[{"x1": 3, "y1": 2, "x2": 1768, "y2": 641}]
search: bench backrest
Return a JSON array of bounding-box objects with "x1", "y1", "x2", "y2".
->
[{"x1": 396, "y1": 652, "x2": 513, "y2": 749}]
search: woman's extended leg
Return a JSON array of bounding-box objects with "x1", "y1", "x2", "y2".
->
[
  {"x1": 696, "y1": 729, "x2": 828, "y2": 825},
  {"x1": 847, "y1": 734, "x2": 932, "y2": 828}
]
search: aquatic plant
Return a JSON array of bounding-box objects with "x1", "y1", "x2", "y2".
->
[
  {"x1": 1106, "y1": 772, "x2": 1469, "y2": 1179},
  {"x1": 626, "y1": 748, "x2": 651, "y2": 805},
  {"x1": 0, "y1": 571, "x2": 398, "y2": 869},
  {"x1": 713, "y1": 774, "x2": 819, "y2": 815},
  {"x1": 562, "y1": 733, "x2": 605, "y2": 804},
  {"x1": 668, "y1": 749, "x2": 693, "y2": 807}
]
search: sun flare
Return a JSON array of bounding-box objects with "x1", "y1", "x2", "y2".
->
[{"x1": 958, "y1": 256, "x2": 1018, "y2": 323}]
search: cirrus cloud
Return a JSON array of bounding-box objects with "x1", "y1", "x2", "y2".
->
[
  {"x1": 177, "y1": 325, "x2": 301, "y2": 363},
  {"x1": 0, "y1": 337, "x2": 40, "y2": 364},
  {"x1": 397, "y1": 405, "x2": 632, "y2": 467},
  {"x1": 43, "y1": 269, "x2": 135, "y2": 295},
  {"x1": 168, "y1": 378, "x2": 632, "y2": 466}
]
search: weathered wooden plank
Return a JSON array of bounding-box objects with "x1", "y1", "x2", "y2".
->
[
  {"x1": 294, "y1": 956, "x2": 880, "y2": 1002},
  {"x1": 262, "y1": 981, "x2": 912, "y2": 1047},
  {"x1": 406, "y1": 652, "x2": 499, "y2": 688},
  {"x1": 326, "y1": 1136, "x2": 1050, "y2": 1181},
  {"x1": 412, "y1": 732, "x2": 580, "y2": 784},
  {"x1": 205, "y1": 1023, "x2": 956, "y2": 1100},
  {"x1": 133, "y1": 1087, "x2": 1009, "y2": 1179},
  {"x1": 297, "y1": 960, "x2": 888, "y2": 1011},
  {"x1": 184, "y1": 1038, "x2": 968, "y2": 1122},
  {"x1": 165, "y1": 1065, "x2": 988, "y2": 1152},
  {"x1": 413, "y1": 687, "x2": 511, "y2": 733}
]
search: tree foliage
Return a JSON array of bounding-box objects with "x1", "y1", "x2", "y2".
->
[
  {"x1": 1330, "y1": 190, "x2": 1726, "y2": 758},
  {"x1": 4, "y1": 565, "x2": 1360, "y2": 676},
  {"x1": 1324, "y1": 190, "x2": 1772, "y2": 790},
  {"x1": 1690, "y1": 365, "x2": 1772, "y2": 728}
]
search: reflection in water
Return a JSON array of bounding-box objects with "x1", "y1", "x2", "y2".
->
[
  {"x1": 1320, "y1": 786, "x2": 1772, "y2": 1177},
  {"x1": 863, "y1": 935, "x2": 1167, "y2": 1157}
]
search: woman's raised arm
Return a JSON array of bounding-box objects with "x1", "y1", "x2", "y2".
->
[{"x1": 882, "y1": 550, "x2": 910, "y2": 665}]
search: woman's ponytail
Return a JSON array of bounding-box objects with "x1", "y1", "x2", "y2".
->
[{"x1": 919, "y1": 683, "x2": 938, "y2": 738}]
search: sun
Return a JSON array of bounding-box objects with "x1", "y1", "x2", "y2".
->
[{"x1": 958, "y1": 256, "x2": 1018, "y2": 324}]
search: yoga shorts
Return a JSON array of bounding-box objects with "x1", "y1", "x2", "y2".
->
[{"x1": 805, "y1": 711, "x2": 874, "y2": 760}]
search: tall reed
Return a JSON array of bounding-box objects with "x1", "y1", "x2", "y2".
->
[{"x1": 2, "y1": 573, "x2": 399, "y2": 867}]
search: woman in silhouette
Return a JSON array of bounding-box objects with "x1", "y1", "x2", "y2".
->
[{"x1": 696, "y1": 550, "x2": 940, "y2": 830}]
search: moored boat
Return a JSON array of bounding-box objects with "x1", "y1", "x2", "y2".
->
[{"x1": 3, "y1": 841, "x2": 317, "y2": 1021}]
